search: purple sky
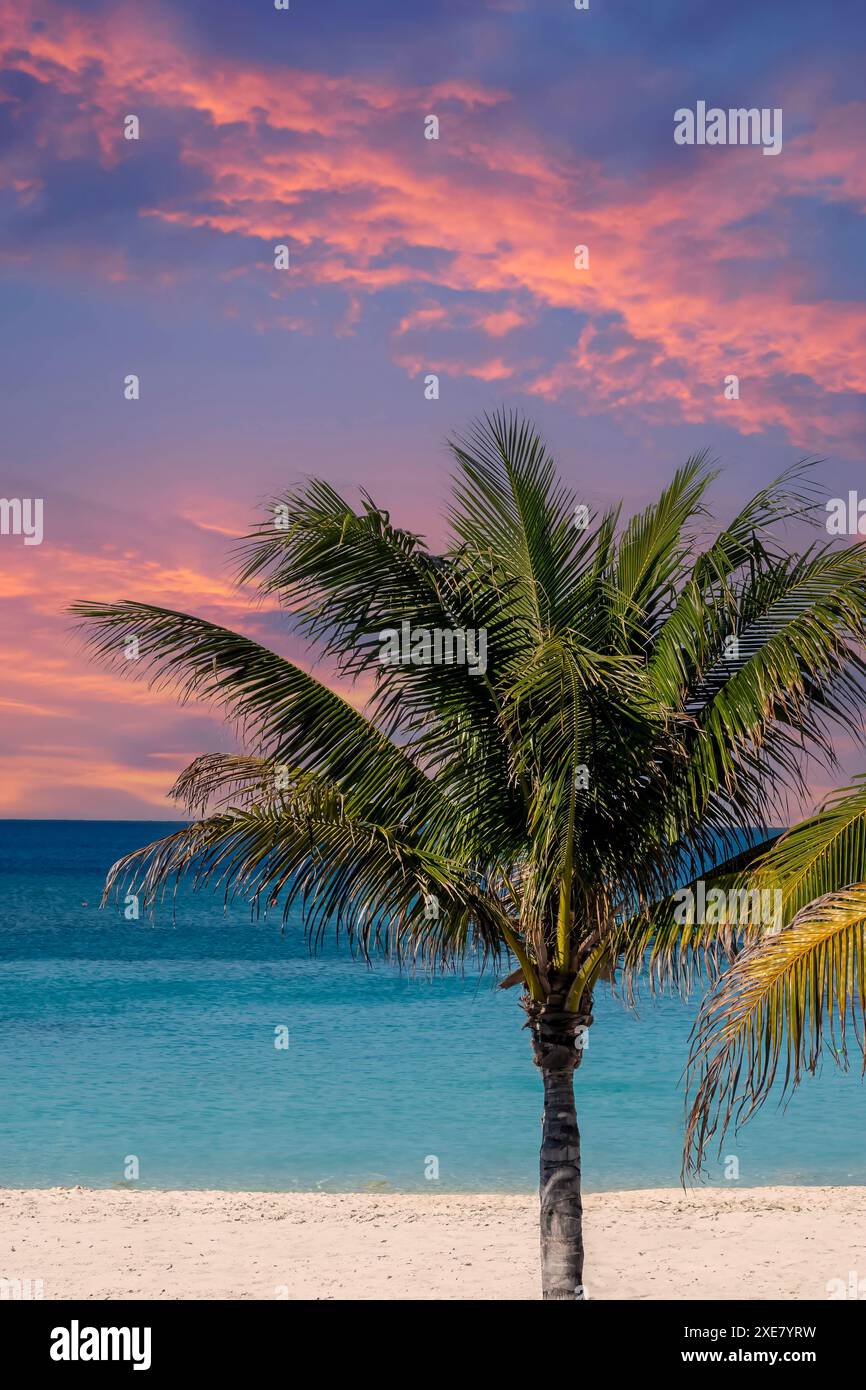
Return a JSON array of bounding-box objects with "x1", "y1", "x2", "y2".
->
[{"x1": 1, "y1": 0, "x2": 865, "y2": 816}]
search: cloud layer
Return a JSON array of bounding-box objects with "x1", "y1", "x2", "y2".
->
[{"x1": 1, "y1": 0, "x2": 864, "y2": 813}]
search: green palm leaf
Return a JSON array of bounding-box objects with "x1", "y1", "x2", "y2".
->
[
  {"x1": 68, "y1": 600, "x2": 445, "y2": 832},
  {"x1": 685, "y1": 887, "x2": 866, "y2": 1172}
]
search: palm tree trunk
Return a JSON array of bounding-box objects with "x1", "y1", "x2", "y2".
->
[
  {"x1": 528, "y1": 994, "x2": 589, "y2": 1300},
  {"x1": 539, "y1": 1058, "x2": 584, "y2": 1299}
]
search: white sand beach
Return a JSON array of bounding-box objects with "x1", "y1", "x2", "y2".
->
[{"x1": 1, "y1": 1185, "x2": 864, "y2": 1300}]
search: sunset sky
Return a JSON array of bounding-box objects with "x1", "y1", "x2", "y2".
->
[{"x1": 1, "y1": 0, "x2": 865, "y2": 817}]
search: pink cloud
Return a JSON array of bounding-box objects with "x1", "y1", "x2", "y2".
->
[
  {"x1": 2, "y1": 0, "x2": 864, "y2": 452},
  {"x1": 2, "y1": 0, "x2": 866, "y2": 818}
]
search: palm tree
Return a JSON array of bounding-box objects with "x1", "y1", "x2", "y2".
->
[{"x1": 71, "y1": 412, "x2": 866, "y2": 1301}]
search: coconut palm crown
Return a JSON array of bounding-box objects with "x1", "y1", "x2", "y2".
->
[{"x1": 72, "y1": 412, "x2": 866, "y2": 1300}]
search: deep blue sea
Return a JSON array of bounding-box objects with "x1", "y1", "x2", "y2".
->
[{"x1": 1, "y1": 820, "x2": 864, "y2": 1192}]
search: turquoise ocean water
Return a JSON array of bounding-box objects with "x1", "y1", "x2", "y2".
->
[{"x1": 0, "y1": 820, "x2": 864, "y2": 1192}]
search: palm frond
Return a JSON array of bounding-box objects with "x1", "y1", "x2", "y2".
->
[
  {"x1": 747, "y1": 776, "x2": 866, "y2": 921},
  {"x1": 103, "y1": 797, "x2": 521, "y2": 972},
  {"x1": 685, "y1": 887, "x2": 866, "y2": 1172},
  {"x1": 611, "y1": 452, "x2": 717, "y2": 646},
  {"x1": 68, "y1": 600, "x2": 444, "y2": 830}
]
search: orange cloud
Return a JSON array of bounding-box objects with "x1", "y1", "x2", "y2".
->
[
  {"x1": 476, "y1": 308, "x2": 528, "y2": 338},
  {"x1": 2, "y1": 0, "x2": 864, "y2": 451},
  {"x1": 0, "y1": 510, "x2": 381, "y2": 815}
]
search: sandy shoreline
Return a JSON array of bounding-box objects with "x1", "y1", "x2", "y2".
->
[{"x1": 2, "y1": 1185, "x2": 864, "y2": 1300}]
